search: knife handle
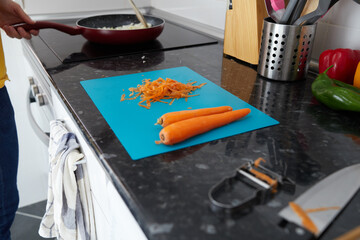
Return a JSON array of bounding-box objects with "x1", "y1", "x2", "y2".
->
[{"x1": 279, "y1": 221, "x2": 315, "y2": 240}]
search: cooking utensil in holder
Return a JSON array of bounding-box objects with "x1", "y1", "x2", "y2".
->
[{"x1": 257, "y1": 18, "x2": 317, "y2": 81}]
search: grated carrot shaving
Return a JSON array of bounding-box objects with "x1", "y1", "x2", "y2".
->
[
  {"x1": 121, "y1": 77, "x2": 206, "y2": 109},
  {"x1": 305, "y1": 206, "x2": 340, "y2": 213},
  {"x1": 169, "y1": 98, "x2": 175, "y2": 105},
  {"x1": 249, "y1": 168, "x2": 278, "y2": 193},
  {"x1": 254, "y1": 157, "x2": 266, "y2": 168},
  {"x1": 289, "y1": 202, "x2": 318, "y2": 235}
]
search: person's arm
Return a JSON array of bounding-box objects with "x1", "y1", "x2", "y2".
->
[{"x1": 0, "y1": 0, "x2": 38, "y2": 39}]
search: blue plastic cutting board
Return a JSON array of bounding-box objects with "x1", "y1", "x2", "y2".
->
[{"x1": 81, "y1": 67, "x2": 279, "y2": 160}]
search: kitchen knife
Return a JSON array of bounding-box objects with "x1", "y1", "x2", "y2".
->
[{"x1": 278, "y1": 163, "x2": 360, "y2": 239}]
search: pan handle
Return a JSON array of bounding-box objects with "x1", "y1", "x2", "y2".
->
[{"x1": 14, "y1": 21, "x2": 83, "y2": 35}]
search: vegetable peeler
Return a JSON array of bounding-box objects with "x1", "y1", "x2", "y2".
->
[{"x1": 208, "y1": 158, "x2": 295, "y2": 214}]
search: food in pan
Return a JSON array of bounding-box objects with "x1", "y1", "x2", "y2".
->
[{"x1": 100, "y1": 22, "x2": 152, "y2": 30}]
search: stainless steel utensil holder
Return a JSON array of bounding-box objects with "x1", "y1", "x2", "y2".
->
[{"x1": 257, "y1": 18, "x2": 317, "y2": 81}]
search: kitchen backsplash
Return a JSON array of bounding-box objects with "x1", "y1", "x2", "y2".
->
[
  {"x1": 311, "y1": 0, "x2": 360, "y2": 60},
  {"x1": 17, "y1": 0, "x2": 149, "y2": 16},
  {"x1": 151, "y1": 0, "x2": 227, "y2": 30}
]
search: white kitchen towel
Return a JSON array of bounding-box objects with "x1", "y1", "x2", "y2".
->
[{"x1": 39, "y1": 120, "x2": 96, "y2": 240}]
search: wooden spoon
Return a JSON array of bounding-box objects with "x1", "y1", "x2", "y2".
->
[
  {"x1": 301, "y1": 0, "x2": 319, "y2": 16},
  {"x1": 128, "y1": 0, "x2": 149, "y2": 28},
  {"x1": 293, "y1": 0, "x2": 332, "y2": 25}
]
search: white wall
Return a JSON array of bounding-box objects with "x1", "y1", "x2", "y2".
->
[
  {"x1": 17, "y1": 0, "x2": 150, "y2": 15},
  {"x1": 150, "y1": 0, "x2": 228, "y2": 30},
  {"x1": 311, "y1": 0, "x2": 360, "y2": 60}
]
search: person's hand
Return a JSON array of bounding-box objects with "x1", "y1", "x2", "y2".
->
[{"x1": 0, "y1": 0, "x2": 39, "y2": 39}]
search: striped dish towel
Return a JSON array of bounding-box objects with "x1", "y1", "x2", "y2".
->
[{"x1": 39, "y1": 120, "x2": 96, "y2": 240}]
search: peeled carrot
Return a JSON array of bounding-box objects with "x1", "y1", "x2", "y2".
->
[
  {"x1": 156, "y1": 106, "x2": 233, "y2": 127},
  {"x1": 156, "y1": 108, "x2": 251, "y2": 145}
]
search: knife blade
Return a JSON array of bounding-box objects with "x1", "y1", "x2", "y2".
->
[{"x1": 278, "y1": 163, "x2": 360, "y2": 239}]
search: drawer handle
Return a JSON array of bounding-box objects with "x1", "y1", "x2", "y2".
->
[{"x1": 26, "y1": 87, "x2": 50, "y2": 146}]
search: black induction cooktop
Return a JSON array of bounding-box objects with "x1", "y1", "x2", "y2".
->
[{"x1": 38, "y1": 18, "x2": 218, "y2": 63}]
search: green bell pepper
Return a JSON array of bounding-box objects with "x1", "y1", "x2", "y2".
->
[{"x1": 311, "y1": 66, "x2": 360, "y2": 112}]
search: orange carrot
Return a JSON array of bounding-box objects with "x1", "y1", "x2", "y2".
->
[
  {"x1": 156, "y1": 106, "x2": 233, "y2": 127},
  {"x1": 156, "y1": 108, "x2": 251, "y2": 145},
  {"x1": 121, "y1": 77, "x2": 206, "y2": 109},
  {"x1": 254, "y1": 157, "x2": 266, "y2": 168},
  {"x1": 289, "y1": 202, "x2": 318, "y2": 235},
  {"x1": 249, "y1": 168, "x2": 278, "y2": 193},
  {"x1": 335, "y1": 226, "x2": 360, "y2": 240},
  {"x1": 305, "y1": 206, "x2": 340, "y2": 213}
]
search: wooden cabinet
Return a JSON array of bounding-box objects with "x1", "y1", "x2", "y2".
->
[{"x1": 223, "y1": 0, "x2": 268, "y2": 65}]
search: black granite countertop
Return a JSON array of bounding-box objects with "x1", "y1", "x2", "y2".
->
[{"x1": 23, "y1": 18, "x2": 360, "y2": 240}]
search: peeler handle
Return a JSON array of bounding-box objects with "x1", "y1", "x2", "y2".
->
[
  {"x1": 208, "y1": 172, "x2": 264, "y2": 214},
  {"x1": 208, "y1": 160, "x2": 295, "y2": 214}
]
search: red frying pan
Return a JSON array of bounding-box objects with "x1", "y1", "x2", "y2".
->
[{"x1": 18, "y1": 14, "x2": 165, "y2": 45}]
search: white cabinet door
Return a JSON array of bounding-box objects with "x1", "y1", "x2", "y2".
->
[
  {"x1": 91, "y1": 195, "x2": 111, "y2": 240},
  {"x1": 106, "y1": 182, "x2": 147, "y2": 240},
  {"x1": 51, "y1": 88, "x2": 147, "y2": 240}
]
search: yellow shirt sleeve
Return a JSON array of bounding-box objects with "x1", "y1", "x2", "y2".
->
[{"x1": 0, "y1": 35, "x2": 9, "y2": 89}]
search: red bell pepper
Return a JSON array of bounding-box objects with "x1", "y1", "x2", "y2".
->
[{"x1": 319, "y1": 48, "x2": 360, "y2": 84}]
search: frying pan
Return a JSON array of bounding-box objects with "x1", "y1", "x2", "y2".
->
[{"x1": 17, "y1": 14, "x2": 165, "y2": 45}]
